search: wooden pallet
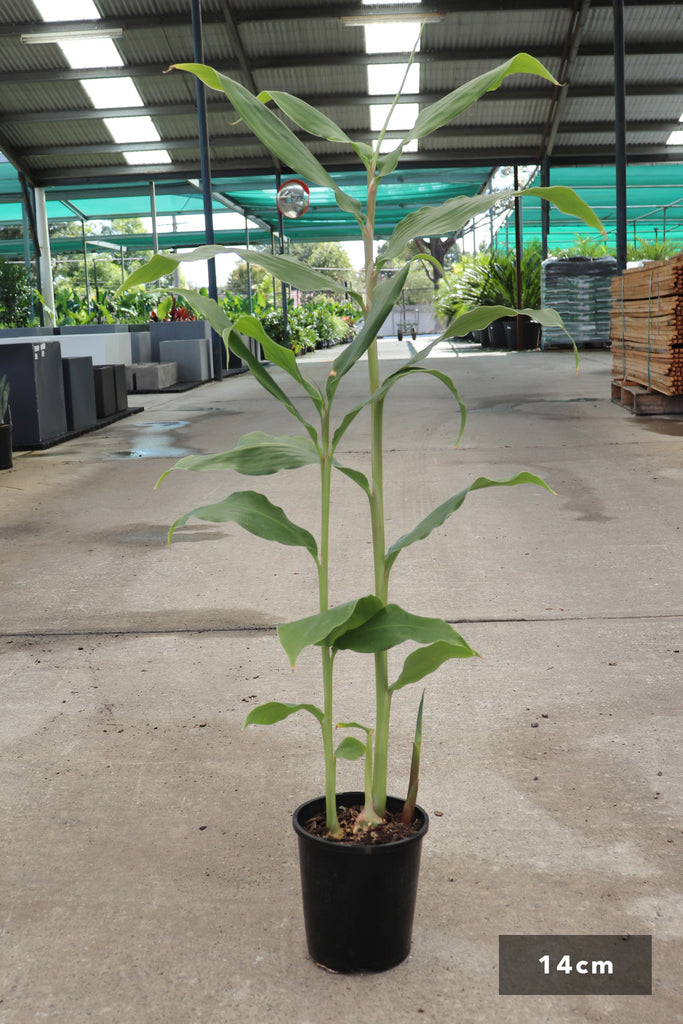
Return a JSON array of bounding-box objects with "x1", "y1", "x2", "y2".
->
[{"x1": 611, "y1": 378, "x2": 683, "y2": 415}]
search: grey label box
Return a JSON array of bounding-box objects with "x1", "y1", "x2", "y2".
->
[{"x1": 499, "y1": 935, "x2": 652, "y2": 995}]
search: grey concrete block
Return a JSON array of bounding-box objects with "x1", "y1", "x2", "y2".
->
[
  {"x1": 158, "y1": 338, "x2": 210, "y2": 382},
  {"x1": 133, "y1": 361, "x2": 179, "y2": 390}
]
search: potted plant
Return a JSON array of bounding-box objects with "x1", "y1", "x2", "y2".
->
[
  {"x1": 121, "y1": 53, "x2": 602, "y2": 972},
  {"x1": 0, "y1": 373, "x2": 11, "y2": 470}
]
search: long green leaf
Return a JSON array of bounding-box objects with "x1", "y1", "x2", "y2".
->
[
  {"x1": 244, "y1": 701, "x2": 324, "y2": 727},
  {"x1": 258, "y1": 88, "x2": 374, "y2": 167},
  {"x1": 331, "y1": 364, "x2": 467, "y2": 452},
  {"x1": 377, "y1": 53, "x2": 559, "y2": 177},
  {"x1": 223, "y1": 327, "x2": 319, "y2": 440},
  {"x1": 385, "y1": 472, "x2": 554, "y2": 574},
  {"x1": 391, "y1": 641, "x2": 479, "y2": 694},
  {"x1": 382, "y1": 187, "x2": 603, "y2": 267},
  {"x1": 327, "y1": 262, "x2": 413, "y2": 397},
  {"x1": 232, "y1": 314, "x2": 324, "y2": 411},
  {"x1": 278, "y1": 595, "x2": 384, "y2": 668},
  {"x1": 121, "y1": 244, "x2": 359, "y2": 300},
  {"x1": 157, "y1": 432, "x2": 320, "y2": 486},
  {"x1": 334, "y1": 604, "x2": 477, "y2": 656},
  {"x1": 167, "y1": 489, "x2": 318, "y2": 558},
  {"x1": 171, "y1": 63, "x2": 364, "y2": 225}
]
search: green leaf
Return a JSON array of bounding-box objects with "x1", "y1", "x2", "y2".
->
[
  {"x1": 167, "y1": 489, "x2": 318, "y2": 558},
  {"x1": 524, "y1": 185, "x2": 605, "y2": 237},
  {"x1": 223, "y1": 327, "x2": 319, "y2": 440},
  {"x1": 171, "y1": 64, "x2": 364, "y2": 225},
  {"x1": 331, "y1": 359, "x2": 466, "y2": 453},
  {"x1": 327, "y1": 262, "x2": 413, "y2": 397},
  {"x1": 332, "y1": 463, "x2": 372, "y2": 497},
  {"x1": 278, "y1": 595, "x2": 384, "y2": 667},
  {"x1": 377, "y1": 53, "x2": 559, "y2": 178},
  {"x1": 334, "y1": 604, "x2": 478, "y2": 656},
  {"x1": 157, "y1": 433, "x2": 320, "y2": 486},
  {"x1": 258, "y1": 88, "x2": 374, "y2": 167},
  {"x1": 244, "y1": 701, "x2": 324, "y2": 727},
  {"x1": 335, "y1": 736, "x2": 366, "y2": 760},
  {"x1": 121, "y1": 244, "x2": 359, "y2": 301},
  {"x1": 232, "y1": 314, "x2": 324, "y2": 412},
  {"x1": 386, "y1": 472, "x2": 554, "y2": 574},
  {"x1": 391, "y1": 641, "x2": 478, "y2": 694},
  {"x1": 439, "y1": 306, "x2": 579, "y2": 368},
  {"x1": 408, "y1": 53, "x2": 558, "y2": 143}
]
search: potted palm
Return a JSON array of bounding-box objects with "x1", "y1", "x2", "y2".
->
[
  {"x1": 121, "y1": 53, "x2": 602, "y2": 972},
  {"x1": 0, "y1": 373, "x2": 11, "y2": 470}
]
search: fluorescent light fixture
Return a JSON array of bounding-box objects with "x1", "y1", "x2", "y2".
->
[
  {"x1": 368, "y1": 62, "x2": 419, "y2": 94},
  {"x1": 82, "y1": 77, "x2": 144, "y2": 108},
  {"x1": 341, "y1": 13, "x2": 443, "y2": 26},
  {"x1": 123, "y1": 150, "x2": 172, "y2": 165},
  {"x1": 21, "y1": 27, "x2": 123, "y2": 44},
  {"x1": 104, "y1": 116, "x2": 161, "y2": 144}
]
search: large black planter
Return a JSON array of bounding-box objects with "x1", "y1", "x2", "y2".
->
[
  {"x1": 293, "y1": 791, "x2": 429, "y2": 973},
  {"x1": 503, "y1": 315, "x2": 541, "y2": 350},
  {"x1": 0, "y1": 423, "x2": 11, "y2": 469}
]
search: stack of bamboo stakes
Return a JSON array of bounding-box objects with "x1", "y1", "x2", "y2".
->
[{"x1": 610, "y1": 253, "x2": 683, "y2": 395}]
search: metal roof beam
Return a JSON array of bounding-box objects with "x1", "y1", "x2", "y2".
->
[
  {"x1": 5, "y1": 81, "x2": 682, "y2": 126},
  {"x1": 3, "y1": 38, "x2": 679, "y2": 86},
  {"x1": 231, "y1": 0, "x2": 677, "y2": 22}
]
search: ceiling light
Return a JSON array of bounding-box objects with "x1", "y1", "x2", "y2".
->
[
  {"x1": 341, "y1": 13, "x2": 443, "y2": 26},
  {"x1": 21, "y1": 28, "x2": 124, "y2": 44}
]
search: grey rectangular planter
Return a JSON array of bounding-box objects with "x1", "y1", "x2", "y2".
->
[
  {"x1": 93, "y1": 365, "x2": 117, "y2": 419},
  {"x1": 62, "y1": 357, "x2": 97, "y2": 432},
  {"x1": 0, "y1": 341, "x2": 67, "y2": 447}
]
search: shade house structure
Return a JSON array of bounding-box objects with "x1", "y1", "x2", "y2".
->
[{"x1": 0, "y1": 1, "x2": 681, "y2": 337}]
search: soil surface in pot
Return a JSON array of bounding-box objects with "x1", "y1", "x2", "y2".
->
[{"x1": 303, "y1": 802, "x2": 420, "y2": 845}]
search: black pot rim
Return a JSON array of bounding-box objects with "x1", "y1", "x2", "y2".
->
[{"x1": 292, "y1": 791, "x2": 429, "y2": 852}]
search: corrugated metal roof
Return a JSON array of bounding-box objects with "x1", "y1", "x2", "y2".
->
[{"x1": 0, "y1": 1, "x2": 680, "y2": 248}]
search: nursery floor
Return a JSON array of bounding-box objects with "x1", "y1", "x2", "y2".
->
[{"x1": 1, "y1": 340, "x2": 681, "y2": 1024}]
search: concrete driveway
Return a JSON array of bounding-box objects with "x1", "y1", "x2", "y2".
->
[{"x1": 1, "y1": 340, "x2": 681, "y2": 1022}]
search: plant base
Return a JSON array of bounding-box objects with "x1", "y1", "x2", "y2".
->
[
  {"x1": 292, "y1": 792, "x2": 429, "y2": 972},
  {"x1": 0, "y1": 423, "x2": 12, "y2": 470}
]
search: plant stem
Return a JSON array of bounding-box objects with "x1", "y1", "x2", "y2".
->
[
  {"x1": 364, "y1": 171, "x2": 392, "y2": 819},
  {"x1": 319, "y1": 406, "x2": 341, "y2": 836}
]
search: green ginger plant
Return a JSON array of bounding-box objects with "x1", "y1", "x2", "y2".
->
[{"x1": 121, "y1": 54, "x2": 603, "y2": 838}]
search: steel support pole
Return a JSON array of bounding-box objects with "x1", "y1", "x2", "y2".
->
[
  {"x1": 514, "y1": 165, "x2": 523, "y2": 350},
  {"x1": 540, "y1": 157, "x2": 550, "y2": 261},
  {"x1": 613, "y1": 0, "x2": 627, "y2": 273},
  {"x1": 34, "y1": 187, "x2": 54, "y2": 328},
  {"x1": 191, "y1": 0, "x2": 228, "y2": 376}
]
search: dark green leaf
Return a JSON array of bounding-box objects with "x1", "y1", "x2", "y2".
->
[
  {"x1": 386, "y1": 472, "x2": 554, "y2": 574},
  {"x1": 335, "y1": 736, "x2": 366, "y2": 760},
  {"x1": 158, "y1": 433, "x2": 320, "y2": 484},
  {"x1": 171, "y1": 64, "x2": 364, "y2": 224},
  {"x1": 278, "y1": 595, "x2": 384, "y2": 667},
  {"x1": 334, "y1": 604, "x2": 477, "y2": 656},
  {"x1": 391, "y1": 641, "x2": 479, "y2": 693},
  {"x1": 244, "y1": 701, "x2": 324, "y2": 727},
  {"x1": 327, "y1": 262, "x2": 412, "y2": 397},
  {"x1": 168, "y1": 489, "x2": 318, "y2": 558}
]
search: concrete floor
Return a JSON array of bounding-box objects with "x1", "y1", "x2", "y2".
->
[{"x1": 0, "y1": 339, "x2": 681, "y2": 1023}]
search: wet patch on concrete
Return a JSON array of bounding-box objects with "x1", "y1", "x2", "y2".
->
[{"x1": 107, "y1": 420, "x2": 195, "y2": 460}]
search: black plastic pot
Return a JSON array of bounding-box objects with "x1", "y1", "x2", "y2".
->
[
  {"x1": 293, "y1": 791, "x2": 429, "y2": 973},
  {"x1": 0, "y1": 423, "x2": 12, "y2": 470},
  {"x1": 488, "y1": 317, "x2": 512, "y2": 349},
  {"x1": 503, "y1": 315, "x2": 541, "y2": 350}
]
